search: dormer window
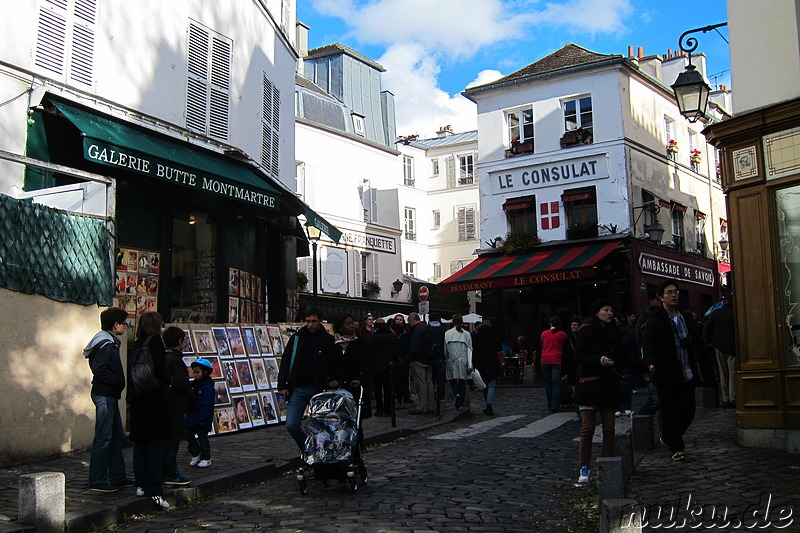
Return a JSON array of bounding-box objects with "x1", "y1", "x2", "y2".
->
[{"x1": 352, "y1": 113, "x2": 365, "y2": 137}]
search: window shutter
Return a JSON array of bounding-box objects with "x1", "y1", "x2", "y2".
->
[
  {"x1": 450, "y1": 260, "x2": 459, "y2": 275},
  {"x1": 186, "y1": 23, "x2": 210, "y2": 134},
  {"x1": 209, "y1": 36, "x2": 231, "y2": 141},
  {"x1": 34, "y1": 4, "x2": 67, "y2": 77},
  {"x1": 371, "y1": 253, "x2": 379, "y2": 286},
  {"x1": 262, "y1": 74, "x2": 281, "y2": 179},
  {"x1": 446, "y1": 156, "x2": 456, "y2": 188},
  {"x1": 353, "y1": 251, "x2": 362, "y2": 297},
  {"x1": 465, "y1": 206, "x2": 476, "y2": 240},
  {"x1": 370, "y1": 188, "x2": 378, "y2": 223},
  {"x1": 68, "y1": 0, "x2": 95, "y2": 86},
  {"x1": 457, "y1": 206, "x2": 466, "y2": 241}
]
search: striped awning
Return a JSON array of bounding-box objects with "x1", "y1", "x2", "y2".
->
[{"x1": 438, "y1": 240, "x2": 621, "y2": 294}]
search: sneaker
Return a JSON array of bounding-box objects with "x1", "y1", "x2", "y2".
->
[
  {"x1": 164, "y1": 473, "x2": 191, "y2": 485},
  {"x1": 578, "y1": 466, "x2": 590, "y2": 483},
  {"x1": 135, "y1": 487, "x2": 145, "y2": 497},
  {"x1": 623, "y1": 410, "x2": 633, "y2": 416},
  {"x1": 671, "y1": 451, "x2": 687, "y2": 461},
  {"x1": 88, "y1": 483, "x2": 118, "y2": 493},
  {"x1": 197, "y1": 459, "x2": 212, "y2": 468},
  {"x1": 659, "y1": 437, "x2": 668, "y2": 448},
  {"x1": 455, "y1": 394, "x2": 462, "y2": 409},
  {"x1": 483, "y1": 405, "x2": 494, "y2": 416},
  {"x1": 189, "y1": 455, "x2": 201, "y2": 467},
  {"x1": 614, "y1": 411, "x2": 622, "y2": 417},
  {"x1": 113, "y1": 478, "x2": 135, "y2": 488},
  {"x1": 151, "y1": 495, "x2": 170, "y2": 509}
]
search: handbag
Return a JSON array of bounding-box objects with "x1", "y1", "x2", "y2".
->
[{"x1": 470, "y1": 368, "x2": 487, "y2": 390}]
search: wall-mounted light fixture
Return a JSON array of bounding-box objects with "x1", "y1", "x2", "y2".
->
[
  {"x1": 391, "y1": 278, "x2": 404, "y2": 297},
  {"x1": 671, "y1": 23, "x2": 727, "y2": 122},
  {"x1": 306, "y1": 224, "x2": 322, "y2": 307},
  {"x1": 633, "y1": 201, "x2": 665, "y2": 244}
]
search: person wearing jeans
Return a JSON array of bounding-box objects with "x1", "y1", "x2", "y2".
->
[
  {"x1": 472, "y1": 320, "x2": 503, "y2": 416},
  {"x1": 83, "y1": 307, "x2": 130, "y2": 492},
  {"x1": 277, "y1": 306, "x2": 336, "y2": 452},
  {"x1": 540, "y1": 317, "x2": 568, "y2": 413}
]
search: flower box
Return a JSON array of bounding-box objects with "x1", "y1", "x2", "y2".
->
[{"x1": 560, "y1": 128, "x2": 592, "y2": 148}]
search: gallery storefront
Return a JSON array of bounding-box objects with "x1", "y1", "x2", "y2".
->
[
  {"x1": 25, "y1": 94, "x2": 339, "y2": 332},
  {"x1": 438, "y1": 235, "x2": 720, "y2": 343}
]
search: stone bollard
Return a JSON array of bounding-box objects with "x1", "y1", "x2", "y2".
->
[
  {"x1": 600, "y1": 499, "x2": 642, "y2": 533},
  {"x1": 631, "y1": 415, "x2": 655, "y2": 451},
  {"x1": 613, "y1": 430, "x2": 634, "y2": 480},
  {"x1": 597, "y1": 457, "x2": 624, "y2": 503},
  {"x1": 18, "y1": 472, "x2": 65, "y2": 532}
]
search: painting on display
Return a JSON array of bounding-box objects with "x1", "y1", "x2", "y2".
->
[
  {"x1": 232, "y1": 396, "x2": 252, "y2": 429},
  {"x1": 213, "y1": 406, "x2": 237, "y2": 434},
  {"x1": 226, "y1": 327, "x2": 246, "y2": 357},
  {"x1": 211, "y1": 327, "x2": 232, "y2": 358},
  {"x1": 222, "y1": 361, "x2": 242, "y2": 394},
  {"x1": 241, "y1": 326, "x2": 260, "y2": 356},
  {"x1": 250, "y1": 358, "x2": 270, "y2": 390},
  {"x1": 246, "y1": 394, "x2": 265, "y2": 427},
  {"x1": 192, "y1": 329, "x2": 216, "y2": 354},
  {"x1": 236, "y1": 360, "x2": 256, "y2": 392},
  {"x1": 213, "y1": 381, "x2": 230, "y2": 406},
  {"x1": 254, "y1": 325, "x2": 272, "y2": 354},
  {"x1": 263, "y1": 357, "x2": 280, "y2": 389},
  {"x1": 261, "y1": 391, "x2": 279, "y2": 425},
  {"x1": 267, "y1": 326, "x2": 284, "y2": 356},
  {"x1": 278, "y1": 324, "x2": 300, "y2": 354},
  {"x1": 205, "y1": 356, "x2": 223, "y2": 380},
  {"x1": 274, "y1": 391, "x2": 288, "y2": 422}
]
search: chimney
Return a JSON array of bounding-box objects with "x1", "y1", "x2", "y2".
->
[
  {"x1": 296, "y1": 21, "x2": 309, "y2": 59},
  {"x1": 436, "y1": 125, "x2": 454, "y2": 138},
  {"x1": 638, "y1": 47, "x2": 644, "y2": 58},
  {"x1": 627, "y1": 45, "x2": 634, "y2": 57}
]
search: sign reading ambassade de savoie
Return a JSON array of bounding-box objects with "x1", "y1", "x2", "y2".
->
[{"x1": 639, "y1": 253, "x2": 715, "y2": 287}]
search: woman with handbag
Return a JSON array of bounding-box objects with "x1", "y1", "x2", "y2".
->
[
  {"x1": 472, "y1": 319, "x2": 503, "y2": 416},
  {"x1": 444, "y1": 314, "x2": 472, "y2": 410},
  {"x1": 574, "y1": 300, "x2": 638, "y2": 484}
]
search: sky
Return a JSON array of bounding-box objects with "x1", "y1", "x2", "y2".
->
[{"x1": 299, "y1": 0, "x2": 730, "y2": 139}]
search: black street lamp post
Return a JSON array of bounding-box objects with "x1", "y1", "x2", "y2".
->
[
  {"x1": 671, "y1": 23, "x2": 727, "y2": 122},
  {"x1": 306, "y1": 224, "x2": 321, "y2": 307}
]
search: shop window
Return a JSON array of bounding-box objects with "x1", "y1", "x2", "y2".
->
[
  {"x1": 171, "y1": 211, "x2": 218, "y2": 322},
  {"x1": 540, "y1": 202, "x2": 560, "y2": 230},
  {"x1": 187, "y1": 21, "x2": 231, "y2": 141},
  {"x1": 504, "y1": 197, "x2": 537, "y2": 233},
  {"x1": 776, "y1": 185, "x2": 800, "y2": 366},
  {"x1": 457, "y1": 205, "x2": 476, "y2": 241},
  {"x1": 34, "y1": 0, "x2": 96, "y2": 87},
  {"x1": 261, "y1": 74, "x2": 281, "y2": 179},
  {"x1": 563, "y1": 187, "x2": 598, "y2": 239}
]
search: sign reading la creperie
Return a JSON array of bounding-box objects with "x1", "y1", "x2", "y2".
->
[
  {"x1": 84, "y1": 140, "x2": 279, "y2": 210},
  {"x1": 639, "y1": 253, "x2": 715, "y2": 287}
]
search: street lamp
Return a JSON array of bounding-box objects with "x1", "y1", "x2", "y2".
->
[
  {"x1": 633, "y1": 201, "x2": 665, "y2": 244},
  {"x1": 671, "y1": 23, "x2": 727, "y2": 122},
  {"x1": 391, "y1": 278, "x2": 404, "y2": 297},
  {"x1": 306, "y1": 224, "x2": 321, "y2": 307}
]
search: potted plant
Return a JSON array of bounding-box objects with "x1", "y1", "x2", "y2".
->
[
  {"x1": 362, "y1": 280, "x2": 381, "y2": 298},
  {"x1": 560, "y1": 127, "x2": 592, "y2": 148},
  {"x1": 567, "y1": 221, "x2": 599, "y2": 240},
  {"x1": 690, "y1": 149, "x2": 702, "y2": 164},
  {"x1": 497, "y1": 231, "x2": 542, "y2": 255},
  {"x1": 296, "y1": 270, "x2": 308, "y2": 291}
]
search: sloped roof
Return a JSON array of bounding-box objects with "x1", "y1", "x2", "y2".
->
[
  {"x1": 413, "y1": 131, "x2": 478, "y2": 149},
  {"x1": 467, "y1": 44, "x2": 622, "y2": 93},
  {"x1": 306, "y1": 43, "x2": 386, "y2": 72}
]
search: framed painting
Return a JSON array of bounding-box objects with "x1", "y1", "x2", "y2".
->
[
  {"x1": 250, "y1": 358, "x2": 270, "y2": 390},
  {"x1": 241, "y1": 326, "x2": 260, "y2": 356},
  {"x1": 235, "y1": 360, "x2": 256, "y2": 392},
  {"x1": 213, "y1": 406, "x2": 237, "y2": 434},
  {"x1": 264, "y1": 357, "x2": 280, "y2": 389},
  {"x1": 213, "y1": 380, "x2": 230, "y2": 406},
  {"x1": 232, "y1": 396, "x2": 252, "y2": 429},
  {"x1": 253, "y1": 325, "x2": 272, "y2": 354},
  {"x1": 205, "y1": 355, "x2": 223, "y2": 380},
  {"x1": 246, "y1": 394, "x2": 265, "y2": 427},
  {"x1": 267, "y1": 326, "x2": 284, "y2": 356},
  {"x1": 222, "y1": 361, "x2": 242, "y2": 394},
  {"x1": 226, "y1": 327, "x2": 246, "y2": 358},
  {"x1": 211, "y1": 327, "x2": 232, "y2": 358},
  {"x1": 193, "y1": 329, "x2": 216, "y2": 354},
  {"x1": 274, "y1": 390, "x2": 288, "y2": 422},
  {"x1": 261, "y1": 391, "x2": 279, "y2": 425}
]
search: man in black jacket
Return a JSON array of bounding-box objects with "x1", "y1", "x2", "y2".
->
[
  {"x1": 162, "y1": 326, "x2": 193, "y2": 485},
  {"x1": 642, "y1": 279, "x2": 713, "y2": 461},
  {"x1": 277, "y1": 307, "x2": 336, "y2": 451},
  {"x1": 83, "y1": 307, "x2": 130, "y2": 492},
  {"x1": 703, "y1": 297, "x2": 737, "y2": 407}
]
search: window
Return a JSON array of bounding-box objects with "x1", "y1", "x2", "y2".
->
[
  {"x1": 352, "y1": 114, "x2": 365, "y2": 137},
  {"x1": 433, "y1": 263, "x2": 442, "y2": 279},
  {"x1": 505, "y1": 198, "x2": 537, "y2": 233},
  {"x1": 671, "y1": 208, "x2": 684, "y2": 250},
  {"x1": 641, "y1": 191, "x2": 656, "y2": 231},
  {"x1": 33, "y1": 0, "x2": 97, "y2": 87},
  {"x1": 361, "y1": 181, "x2": 377, "y2": 223},
  {"x1": 405, "y1": 261, "x2": 417, "y2": 277},
  {"x1": 664, "y1": 116, "x2": 676, "y2": 144},
  {"x1": 261, "y1": 74, "x2": 281, "y2": 179},
  {"x1": 404, "y1": 207, "x2": 416, "y2": 241},
  {"x1": 458, "y1": 154, "x2": 474, "y2": 186},
  {"x1": 171, "y1": 211, "x2": 217, "y2": 320},
  {"x1": 187, "y1": 21, "x2": 232, "y2": 141},
  {"x1": 563, "y1": 96, "x2": 592, "y2": 132},
  {"x1": 694, "y1": 211, "x2": 706, "y2": 255},
  {"x1": 432, "y1": 210, "x2": 440, "y2": 229},
  {"x1": 360, "y1": 253, "x2": 369, "y2": 284},
  {"x1": 450, "y1": 259, "x2": 470, "y2": 275},
  {"x1": 688, "y1": 129, "x2": 698, "y2": 154},
  {"x1": 563, "y1": 187, "x2": 598, "y2": 238},
  {"x1": 456, "y1": 205, "x2": 476, "y2": 241},
  {"x1": 403, "y1": 155, "x2": 414, "y2": 187},
  {"x1": 432, "y1": 159, "x2": 439, "y2": 176},
  {"x1": 507, "y1": 105, "x2": 534, "y2": 144}
]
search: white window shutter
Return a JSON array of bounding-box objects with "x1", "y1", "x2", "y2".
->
[
  {"x1": 465, "y1": 206, "x2": 476, "y2": 240},
  {"x1": 187, "y1": 23, "x2": 210, "y2": 134},
  {"x1": 370, "y1": 188, "x2": 378, "y2": 223},
  {"x1": 262, "y1": 74, "x2": 281, "y2": 179},
  {"x1": 450, "y1": 260, "x2": 459, "y2": 275},
  {"x1": 34, "y1": 5, "x2": 67, "y2": 77},
  {"x1": 67, "y1": 0, "x2": 95, "y2": 86},
  {"x1": 457, "y1": 206, "x2": 466, "y2": 241},
  {"x1": 35, "y1": 0, "x2": 96, "y2": 87},
  {"x1": 353, "y1": 250, "x2": 362, "y2": 297},
  {"x1": 371, "y1": 253, "x2": 379, "y2": 286},
  {"x1": 446, "y1": 156, "x2": 456, "y2": 188},
  {"x1": 208, "y1": 36, "x2": 231, "y2": 141}
]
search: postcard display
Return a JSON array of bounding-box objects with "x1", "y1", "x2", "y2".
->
[
  {"x1": 228, "y1": 268, "x2": 267, "y2": 325},
  {"x1": 114, "y1": 248, "x2": 160, "y2": 340},
  {"x1": 175, "y1": 322, "x2": 304, "y2": 436}
]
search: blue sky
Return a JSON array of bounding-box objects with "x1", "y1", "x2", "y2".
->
[{"x1": 299, "y1": 0, "x2": 730, "y2": 138}]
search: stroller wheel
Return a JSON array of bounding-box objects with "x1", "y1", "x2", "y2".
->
[
  {"x1": 348, "y1": 476, "x2": 358, "y2": 492},
  {"x1": 298, "y1": 479, "x2": 307, "y2": 495}
]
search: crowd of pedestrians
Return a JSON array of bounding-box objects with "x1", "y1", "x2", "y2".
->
[{"x1": 84, "y1": 282, "x2": 734, "y2": 506}]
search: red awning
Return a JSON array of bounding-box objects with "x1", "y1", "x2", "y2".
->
[
  {"x1": 502, "y1": 196, "x2": 535, "y2": 211},
  {"x1": 718, "y1": 261, "x2": 731, "y2": 273},
  {"x1": 561, "y1": 190, "x2": 595, "y2": 202},
  {"x1": 437, "y1": 240, "x2": 621, "y2": 294}
]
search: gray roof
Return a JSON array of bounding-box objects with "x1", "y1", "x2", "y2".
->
[
  {"x1": 306, "y1": 43, "x2": 386, "y2": 72},
  {"x1": 411, "y1": 130, "x2": 478, "y2": 149},
  {"x1": 465, "y1": 44, "x2": 621, "y2": 94}
]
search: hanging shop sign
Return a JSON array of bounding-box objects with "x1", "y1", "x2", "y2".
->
[{"x1": 638, "y1": 253, "x2": 715, "y2": 287}]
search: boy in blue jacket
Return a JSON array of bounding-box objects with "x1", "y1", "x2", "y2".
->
[{"x1": 185, "y1": 359, "x2": 214, "y2": 468}]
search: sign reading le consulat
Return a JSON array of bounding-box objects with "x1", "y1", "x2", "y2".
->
[
  {"x1": 85, "y1": 141, "x2": 278, "y2": 209},
  {"x1": 490, "y1": 154, "x2": 609, "y2": 194}
]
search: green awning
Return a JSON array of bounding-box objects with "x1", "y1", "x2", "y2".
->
[
  {"x1": 50, "y1": 99, "x2": 280, "y2": 211},
  {"x1": 303, "y1": 207, "x2": 342, "y2": 244}
]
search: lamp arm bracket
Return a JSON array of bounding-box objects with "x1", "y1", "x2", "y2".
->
[{"x1": 678, "y1": 23, "x2": 728, "y2": 63}]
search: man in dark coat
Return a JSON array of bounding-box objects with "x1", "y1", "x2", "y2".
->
[
  {"x1": 277, "y1": 306, "x2": 336, "y2": 451},
  {"x1": 703, "y1": 297, "x2": 737, "y2": 407},
  {"x1": 162, "y1": 327, "x2": 193, "y2": 485},
  {"x1": 83, "y1": 307, "x2": 131, "y2": 492},
  {"x1": 642, "y1": 279, "x2": 714, "y2": 461},
  {"x1": 408, "y1": 312, "x2": 434, "y2": 415}
]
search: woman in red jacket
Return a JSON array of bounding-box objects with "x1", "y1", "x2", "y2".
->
[{"x1": 540, "y1": 316, "x2": 568, "y2": 413}]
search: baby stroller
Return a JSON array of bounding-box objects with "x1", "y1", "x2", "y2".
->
[{"x1": 296, "y1": 387, "x2": 367, "y2": 494}]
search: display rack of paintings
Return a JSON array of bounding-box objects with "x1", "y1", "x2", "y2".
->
[
  {"x1": 192, "y1": 251, "x2": 216, "y2": 322},
  {"x1": 166, "y1": 321, "x2": 302, "y2": 437},
  {"x1": 227, "y1": 268, "x2": 266, "y2": 324},
  {"x1": 115, "y1": 247, "x2": 159, "y2": 341}
]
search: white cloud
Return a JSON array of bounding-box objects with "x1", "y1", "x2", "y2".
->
[
  {"x1": 537, "y1": 0, "x2": 633, "y2": 35},
  {"x1": 466, "y1": 69, "x2": 505, "y2": 89}
]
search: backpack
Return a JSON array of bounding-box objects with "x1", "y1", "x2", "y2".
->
[
  {"x1": 425, "y1": 325, "x2": 446, "y2": 361},
  {"x1": 129, "y1": 336, "x2": 159, "y2": 398}
]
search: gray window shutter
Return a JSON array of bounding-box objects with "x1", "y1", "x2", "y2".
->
[
  {"x1": 465, "y1": 206, "x2": 476, "y2": 240},
  {"x1": 209, "y1": 36, "x2": 231, "y2": 141},
  {"x1": 262, "y1": 75, "x2": 281, "y2": 179},
  {"x1": 446, "y1": 156, "x2": 456, "y2": 188},
  {"x1": 371, "y1": 253, "x2": 379, "y2": 286},
  {"x1": 186, "y1": 23, "x2": 210, "y2": 134},
  {"x1": 353, "y1": 251, "x2": 362, "y2": 297}
]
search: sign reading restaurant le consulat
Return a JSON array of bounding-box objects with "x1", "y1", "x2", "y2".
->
[
  {"x1": 440, "y1": 267, "x2": 596, "y2": 294},
  {"x1": 489, "y1": 154, "x2": 609, "y2": 194},
  {"x1": 639, "y1": 253, "x2": 715, "y2": 287},
  {"x1": 85, "y1": 141, "x2": 279, "y2": 209}
]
